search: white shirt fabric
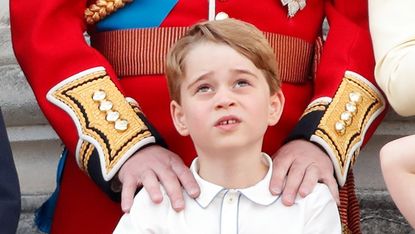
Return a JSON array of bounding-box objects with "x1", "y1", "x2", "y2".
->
[
  {"x1": 369, "y1": 0, "x2": 415, "y2": 116},
  {"x1": 114, "y1": 154, "x2": 341, "y2": 234}
]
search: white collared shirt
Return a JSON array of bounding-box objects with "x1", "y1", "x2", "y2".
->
[{"x1": 114, "y1": 154, "x2": 341, "y2": 234}]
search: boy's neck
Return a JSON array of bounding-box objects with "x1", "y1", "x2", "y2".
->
[{"x1": 196, "y1": 146, "x2": 268, "y2": 189}]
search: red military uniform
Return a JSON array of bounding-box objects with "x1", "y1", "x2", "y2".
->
[{"x1": 10, "y1": 0, "x2": 386, "y2": 233}]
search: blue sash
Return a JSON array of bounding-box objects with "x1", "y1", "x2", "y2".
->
[{"x1": 96, "y1": 0, "x2": 178, "y2": 31}]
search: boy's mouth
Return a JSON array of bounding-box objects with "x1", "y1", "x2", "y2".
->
[
  {"x1": 215, "y1": 116, "x2": 241, "y2": 127},
  {"x1": 218, "y1": 119, "x2": 238, "y2": 125}
]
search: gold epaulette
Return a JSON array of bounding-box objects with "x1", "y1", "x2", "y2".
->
[{"x1": 85, "y1": 0, "x2": 133, "y2": 25}]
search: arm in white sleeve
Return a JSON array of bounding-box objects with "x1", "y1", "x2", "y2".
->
[{"x1": 370, "y1": 0, "x2": 415, "y2": 116}]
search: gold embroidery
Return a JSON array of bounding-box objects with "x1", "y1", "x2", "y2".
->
[
  {"x1": 85, "y1": 0, "x2": 132, "y2": 25},
  {"x1": 301, "y1": 98, "x2": 330, "y2": 118},
  {"x1": 51, "y1": 70, "x2": 152, "y2": 174},
  {"x1": 79, "y1": 141, "x2": 95, "y2": 172},
  {"x1": 315, "y1": 73, "x2": 384, "y2": 178}
]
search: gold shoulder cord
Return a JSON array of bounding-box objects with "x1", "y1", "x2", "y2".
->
[{"x1": 85, "y1": 0, "x2": 133, "y2": 25}]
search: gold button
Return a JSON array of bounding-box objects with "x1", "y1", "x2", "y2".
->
[
  {"x1": 340, "y1": 112, "x2": 353, "y2": 126},
  {"x1": 335, "y1": 121, "x2": 346, "y2": 135},
  {"x1": 345, "y1": 102, "x2": 357, "y2": 115},
  {"x1": 115, "y1": 119, "x2": 129, "y2": 131},
  {"x1": 106, "y1": 111, "x2": 120, "y2": 122},
  {"x1": 99, "y1": 100, "x2": 113, "y2": 112},
  {"x1": 92, "y1": 90, "x2": 106, "y2": 101},
  {"x1": 215, "y1": 12, "x2": 229, "y2": 20},
  {"x1": 349, "y1": 92, "x2": 362, "y2": 104}
]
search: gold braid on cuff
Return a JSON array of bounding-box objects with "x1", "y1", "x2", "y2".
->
[
  {"x1": 47, "y1": 67, "x2": 155, "y2": 180},
  {"x1": 85, "y1": 0, "x2": 133, "y2": 25},
  {"x1": 311, "y1": 71, "x2": 385, "y2": 186}
]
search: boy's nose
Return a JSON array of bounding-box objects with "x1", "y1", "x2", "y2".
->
[{"x1": 214, "y1": 89, "x2": 236, "y2": 110}]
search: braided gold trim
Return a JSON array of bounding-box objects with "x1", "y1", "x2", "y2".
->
[
  {"x1": 47, "y1": 67, "x2": 155, "y2": 180},
  {"x1": 79, "y1": 141, "x2": 95, "y2": 172},
  {"x1": 85, "y1": 0, "x2": 133, "y2": 25},
  {"x1": 312, "y1": 71, "x2": 385, "y2": 186},
  {"x1": 301, "y1": 97, "x2": 331, "y2": 118}
]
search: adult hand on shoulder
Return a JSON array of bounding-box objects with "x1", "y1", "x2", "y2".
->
[
  {"x1": 270, "y1": 139, "x2": 339, "y2": 206},
  {"x1": 118, "y1": 145, "x2": 200, "y2": 213}
]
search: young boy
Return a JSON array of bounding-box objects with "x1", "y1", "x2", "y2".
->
[{"x1": 114, "y1": 18, "x2": 341, "y2": 234}]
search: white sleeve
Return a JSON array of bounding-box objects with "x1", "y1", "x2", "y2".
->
[
  {"x1": 369, "y1": 0, "x2": 415, "y2": 116},
  {"x1": 303, "y1": 184, "x2": 341, "y2": 234},
  {"x1": 113, "y1": 187, "x2": 169, "y2": 234}
]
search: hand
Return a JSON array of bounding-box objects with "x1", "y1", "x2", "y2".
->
[
  {"x1": 269, "y1": 139, "x2": 340, "y2": 206},
  {"x1": 118, "y1": 145, "x2": 200, "y2": 213}
]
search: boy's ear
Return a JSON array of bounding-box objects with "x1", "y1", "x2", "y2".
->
[
  {"x1": 170, "y1": 100, "x2": 190, "y2": 136},
  {"x1": 268, "y1": 89, "x2": 285, "y2": 126}
]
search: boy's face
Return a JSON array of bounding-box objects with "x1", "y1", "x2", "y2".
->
[{"x1": 170, "y1": 42, "x2": 284, "y2": 152}]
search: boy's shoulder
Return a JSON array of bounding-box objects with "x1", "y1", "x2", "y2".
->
[
  {"x1": 116, "y1": 186, "x2": 192, "y2": 233},
  {"x1": 132, "y1": 185, "x2": 192, "y2": 212},
  {"x1": 312, "y1": 183, "x2": 331, "y2": 195},
  {"x1": 295, "y1": 183, "x2": 334, "y2": 204}
]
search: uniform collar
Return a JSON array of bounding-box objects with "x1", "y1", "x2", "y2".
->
[{"x1": 191, "y1": 153, "x2": 280, "y2": 208}]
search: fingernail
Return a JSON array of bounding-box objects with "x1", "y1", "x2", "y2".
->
[
  {"x1": 299, "y1": 189, "x2": 308, "y2": 197},
  {"x1": 283, "y1": 197, "x2": 294, "y2": 206},
  {"x1": 271, "y1": 187, "x2": 281, "y2": 195},
  {"x1": 174, "y1": 200, "x2": 184, "y2": 210},
  {"x1": 189, "y1": 187, "x2": 199, "y2": 196}
]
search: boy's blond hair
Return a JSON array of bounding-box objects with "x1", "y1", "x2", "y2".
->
[{"x1": 166, "y1": 18, "x2": 281, "y2": 103}]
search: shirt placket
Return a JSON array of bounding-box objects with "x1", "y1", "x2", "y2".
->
[{"x1": 220, "y1": 189, "x2": 240, "y2": 234}]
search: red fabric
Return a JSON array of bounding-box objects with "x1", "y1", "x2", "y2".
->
[
  {"x1": 10, "y1": 0, "x2": 383, "y2": 233},
  {"x1": 52, "y1": 153, "x2": 122, "y2": 234}
]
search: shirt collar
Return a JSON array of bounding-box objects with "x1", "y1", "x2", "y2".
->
[
  {"x1": 190, "y1": 153, "x2": 280, "y2": 208},
  {"x1": 190, "y1": 158, "x2": 226, "y2": 208}
]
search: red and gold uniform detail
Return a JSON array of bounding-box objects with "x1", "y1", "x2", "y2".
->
[
  {"x1": 10, "y1": 0, "x2": 387, "y2": 233},
  {"x1": 48, "y1": 67, "x2": 154, "y2": 180},
  {"x1": 311, "y1": 71, "x2": 385, "y2": 186},
  {"x1": 78, "y1": 140, "x2": 94, "y2": 172}
]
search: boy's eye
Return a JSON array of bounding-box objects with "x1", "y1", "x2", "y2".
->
[
  {"x1": 234, "y1": 79, "x2": 250, "y2": 88},
  {"x1": 196, "y1": 85, "x2": 213, "y2": 93}
]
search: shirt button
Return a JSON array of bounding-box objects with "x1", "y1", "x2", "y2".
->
[
  {"x1": 215, "y1": 12, "x2": 229, "y2": 20},
  {"x1": 227, "y1": 190, "x2": 237, "y2": 204}
]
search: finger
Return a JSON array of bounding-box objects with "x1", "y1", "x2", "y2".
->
[
  {"x1": 298, "y1": 164, "x2": 319, "y2": 198},
  {"x1": 269, "y1": 156, "x2": 292, "y2": 195},
  {"x1": 141, "y1": 169, "x2": 163, "y2": 204},
  {"x1": 121, "y1": 175, "x2": 139, "y2": 213},
  {"x1": 157, "y1": 168, "x2": 185, "y2": 212},
  {"x1": 281, "y1": 161, "x2": 307, "y2": 206},
  {"x1": 171, "y1": 159, "x2": 200, "y2": 198},
  {"x1": 321, "y1": 176, "x2": 340, "y2": 205}
]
